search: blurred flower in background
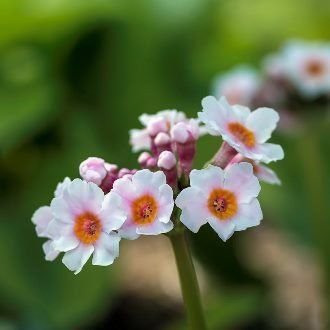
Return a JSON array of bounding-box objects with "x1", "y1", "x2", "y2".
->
[{"x1": 0, "y1": 0, "x2": 329, "y2": 329}]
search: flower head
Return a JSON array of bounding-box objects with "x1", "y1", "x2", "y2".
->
[
  {"x1": 110, "y1": 169, "x2": 174, "y2": 239},
  {"x1": 175, "y1": 163, "x2": 262, "y2": 241},
  {"x1": 280, "y1": 40, "x2": 330, "y2": 98},
  {"x1": 49, "y1": 179, "x2": 125, "y2": 274},
  {"x1": 212, "y1": 66, "x2": 261, "y2": 106},
  {"x1": 199, "y1": 96, "x2": 284, "y2": 163}
]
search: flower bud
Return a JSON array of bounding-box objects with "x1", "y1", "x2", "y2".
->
[
  {"x1": 157, "y1": 151, "x2": 176, "y2": 170},
  {"x1": 147, "y1": 117, "x2": 168, "y2": 137},
  {"x1": 79, "y1": 157, "x2": 107, "y2": 186},
  {"x1": 138, "y1": 152, "x2": 152, "y2": 168},
  {"x1": 157, "y1": 151, "x2": 177, "y2": 187},
  {"x1": 154, "y1": 132, "x2": 172, "y2": 154}
]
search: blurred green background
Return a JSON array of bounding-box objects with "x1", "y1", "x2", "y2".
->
[{"x1": 0, "y1": 0, "x2": 329, "y2": 329}]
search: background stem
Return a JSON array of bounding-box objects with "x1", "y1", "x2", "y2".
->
[{"x1": 169, "y1": 231, "x2": 207, "y2": 330}]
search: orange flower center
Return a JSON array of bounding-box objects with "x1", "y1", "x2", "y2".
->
[
  {"x1": 228, "y1": 122, "x2": 255, "y2": 148},
  {"x1": 305, "y1": 59, "x2": 324, "y2": 77},
  {"x1": 74, "y1": 212, "x2": 102, "y2": 244},
  {"x1": 207, "y1": 188, "x2": 238, "y2": 220},
  {"x1": 132, "y1": 194, "x2": 158, "y2": 225}
]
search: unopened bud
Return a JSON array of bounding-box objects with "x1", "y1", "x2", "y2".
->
[
  {"x1": 79, "y1": 157, "x2": 107, "y2": 185},
  {"x1": 157, "y1": 151, "x2": 176, "y2": 170}
]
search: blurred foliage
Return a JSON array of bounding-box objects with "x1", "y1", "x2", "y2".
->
[{"x1": 0, "y1": 0, "x2": 329, "y2": 328}]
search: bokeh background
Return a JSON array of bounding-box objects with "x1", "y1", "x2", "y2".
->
[{"x1": 0, "y1": 0, "x2": 329, "y2": 329}]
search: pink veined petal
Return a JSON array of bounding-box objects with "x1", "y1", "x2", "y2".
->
[
  {"x1": 224, "y1": 162, "x2": 261, "y2": 204},
  {"x1": 136, "y1": 219, "x2": 174, "y2": 235},
  {"x1": 118, "y1": 217, "x2": 140, "y2": 240},
  {"x1": 246, "y1": 107, "x2": 279, "y2": 143},
  {"x1": 42, "y1": 240, "x2": 60, "y2": 261},
  {"x1": 112, "y1": 177, "x2": 138, "y2": 202},
  {"x1": 100, "y1": 192, "x2": 127, "y2": 232},
  {"x1": 92, "y1": 232, "x2": 121, "y2": 266},
  {"x1": 207, "y1": 217, "x2": 236, "y2": 242},
  {"x1": 62, "y1": 243, "x2": 94, "y2": 275},
  {"x1": 232, "y1": 198, "x2": 263, "y2": 231},
  {"x1": 50, "y1": 196, "x2": 75, "y2": 224},
  {"x1": 132, "y1": 170, "x2": 166, "y2": 195},
  {"x1": 53, "y1": 228, "x2": 80, "y2": 252},
  {"x1": 176, "y1": 188, "x2": 208, "y2": 233},
  {"x1": 189, "y1": 166, "x2": 224, "y2": 192}
]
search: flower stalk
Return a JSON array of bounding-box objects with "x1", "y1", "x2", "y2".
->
[{"x1": 169, "y1": 229, "x2": 207, "y2": 330}]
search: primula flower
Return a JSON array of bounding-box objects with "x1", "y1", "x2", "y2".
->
[
  {"x1": 49, "y1": 179, "x2": 124, "y2": 274},
  {"x1": 212, "y1": 66, "x2": 261, "y2": 106},
  {"x1": 110, "y1": 169, "x2": 174, "y2": 240},
  {"x1": 175, "y1": 163, "x2": 262, "y2": 241},
  {"x1": 32, "y1": 177, "x2": 71, "y2": 261},
  {"x1": 280, "y1": 40, "x2": 330, "y2": 99},
  {"x1": 227, "y1": 154, "x2": 281, "y2": 185},
  {"x1": 129, "y1": 110, "x2": 187, "y2": 152},
  {"x1": 199, "y1": 96, "x2": 284, "y2": 163}
]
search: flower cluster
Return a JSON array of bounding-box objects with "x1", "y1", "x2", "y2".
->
[
  {"x1": 212, "y1": 40, "x2": 330, "y2": 129},
  {"x1": 32, "y1": 95, "x2": 284, "y2": 274}
]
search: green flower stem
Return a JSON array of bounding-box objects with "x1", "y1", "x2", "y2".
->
[{"x1": 169, "y1": 230, "x2": 207, "y2": 330}]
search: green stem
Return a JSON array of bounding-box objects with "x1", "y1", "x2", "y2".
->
[{"x1": 169, "y1": 231, "x2": 207, "y2": 330}]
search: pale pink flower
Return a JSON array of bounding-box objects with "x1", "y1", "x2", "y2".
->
[
  {"x1": 175, "y1": 163, "x2": 262, "y2": 241},
  {"x1": 212, "y1": 66, "x2": 261, "y2": 106},
  {"x1": 280, "y1": 40, "x2": 330, "y2": 98},
  {"x1": 110, "y1": 170, "x2": 174, "y2": 240},
  {"x1": 199, "y1": 96, "x2": 284, "y2": 163},
  {"x1": 79, "y1": 157, "x2": 108, "y2": 186},
  {"x1": 49, "y1": 179, "x2": 125, "y2": 274}
]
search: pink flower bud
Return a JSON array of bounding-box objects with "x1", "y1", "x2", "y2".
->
[
  {"x1": 138, "y1": 152, "x2": 152, "y2": 168},
  {"x1": 171, "y1": 120, "x2": 199, "y2": 144},
  {"x1": 154, "y1": 132, "x2": 172, "y2": 155},
  {"x1": 157, "y1": 151, "x2": 176, "y2": 170},
  {"x1": 118, "y1": 168, "x2": 131, "y2": 178},
  {"x1": 146, "y1": 157, "x2": 157, "y2": 168},
  {"x1": 147, "y1": 117, "x2": 168, "y2": 137},
  {"x1": 79, "y1": 157, "x2": 107, "y2": 186},
  {"x1": 157, "y1": 151, "x2": 177, "y2": 187}
]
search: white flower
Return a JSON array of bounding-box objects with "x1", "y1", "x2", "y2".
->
[
  {"x1": 198, "y1": 96, "x2": 284, "y2": 163},
  {"x1": 281, "y1": 40, "x2": 330, "y2": 98},
  {"x1": 129, "y1": 110, "x2": 187, "y2": 152},
  {"x1": 49, "y1": 179, "x2": 125, "y2": 274},
  {"x1": 175, "y1": 163, "x2": 262, "y2": 241},
  {"x1": 212, "y1": 66, "x2": 261, "y2": 106},
  {"x1": 110, "y1": 170, "x2": 174, "y2": 239},
  {"x1": 32, "y1": 177, "x2": 71, "y2": 261}
]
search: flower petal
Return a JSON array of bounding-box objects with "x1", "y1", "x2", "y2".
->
[
  {"x1": 100, "y1": 192, "x2": 127, "y2": 232},
  {"x1": 207, "y1": 217, "x2": 236, "y2": 242},
  {"x1": 189, "y1": 166, "x2": 224, "y2": 192},
  {"x1": 255, "y1": 143, "x2": 284, "y2": 163},
  {"x1": 232, "y1": 198, "x2": 263, "y2": 231},
  {"x1": 256, "y1": 164, "x2": 281, "y2": 185},
  {"x1": 92, "y1": 232, "x2": 121, "y2": 266},
  {"x1": 224, "y1": 162, "x2": 260, "y2": 203},
  {"x1": 42, "y1": 240, "x2": 60, "y2": 261},
  {"x1": 136, "y1": 219, "x2": 174, "y2": 235},
  {"x1": 32, "y1": 206, "x2": 53, "y2": 238},
  {"x1": 62, "y1": 243, "x2": 94, "y2": 275},
  {"x1": 176, "y1": 187, "x2": 208, "y2": 233},
  {"x1": 246, "y1": 107, "x2": 280, "y2": 143}
]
